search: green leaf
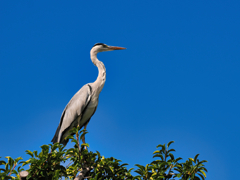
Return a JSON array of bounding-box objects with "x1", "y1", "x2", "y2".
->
[
  {"x1": 153, "y1": 150, "x2": 160, "y2": 154},
  {"x1": 197, "y1": 173, "x2": 205, "y2": 180},
  {"x1": 0, "y1": 160, "x2": 6, "y2": 165},
  {"x1": 5, "y1": 157, "x2": 14, "y2": 170},
  {"x1": 189, "y1": 158, "x2": 194, "y2": 162},
  {"x1": 65, "y1": 135, "x2": 74, "y2": 140},
  {"x1": 200, "y1": 170, "x2": 206, "y2": 177},
  {"x1": 81, "y1": 143, "x2": 89, "y2": 148},
  {"x1": 156, "y1": 144, "x2": 164, "y2": 148},
  {"x1": 128, "y1": 168, "x2": 134, "y2": 172},
  {"x1": 159, "y1": 161, "x2": 169, "y2": 166},
  {"x1": 80, "y1": 130, "x2": 88, "y2": 142},
  {"x1": 199, "y1": 160, "x2": 208, "y2": 164},
  {"x1": 153, "y1": 154, "x2": 164, "y2": 160},
  {"x1": 169, "y1": 153, "x2": 175, "y2": 160},
  {"x1": 177, "y1": 173, "x2": 182, "y2": 178},
  {"x1": 15, "y1": 157, "x2": 23, "y2": 163},
  {"x1": 40, "y1": 145, "x2": 49, "y2": 152},
  {"x1": 26, "y1": 150, "x2": 34, "y2": 157},
  {"x1": 194, "y1": 176, "x2": 201, "y2": 180},
  {"x1": 167, "y1": 141, "x2": 174, "y2": 148},
  {"x1": 120, "y1": 163, "x2": 128, "y2": 167},
  {"x1": 199, "y1": 167, "x2": 208, "y2": 173},
  {"x1": 135, "y1": 164, "x2": 145, "y2": 171},
  {"x1": 168, "y1": 149, "x2": 175, "y2": 153},
  {"x1": 175, "y1": 157, "x2": 182, "y2": 162},
  {"x1": 21, "y1": 160, "x2": 30, "y2": 167},
  {"x1": 33, "y1": 151, "x2": 38, "y2": 157},
  {"x1": 194, "y1": 154, "x2": 199, "y2": 163},
  {"x1": 71, "y1": 139, "x2": 78, "y2": 145},
  {"x1": 69, "y1": 127, "x2": 78, "y2": 134}
]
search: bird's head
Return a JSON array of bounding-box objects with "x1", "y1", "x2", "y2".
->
[{"x1": 91, "y1": 43, "x2": 126, "y2": 54}]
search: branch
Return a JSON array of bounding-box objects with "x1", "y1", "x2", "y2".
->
[
  {"x1": 74, "y1": 167, "x2": 91, "y2": 180},
  {"x1": 8, "y1": 163, "x2": 17, "y2": 176},
  {"x1": 76, "y1": 125, "x2": 81, "y2": 153}
]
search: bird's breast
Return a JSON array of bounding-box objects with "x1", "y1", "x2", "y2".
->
[
  {"x1": 88, "y1": 87, "x2": 101, "y2": 107},
  {"x1": 80, "y1": 106, "x2": 96, "y2": 127}
]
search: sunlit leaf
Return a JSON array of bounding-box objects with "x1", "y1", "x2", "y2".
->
[
  {"x1": 189, "y1": 158, "x2": 194, "y2": 162},
  {"x1": 26, "y1": 150, "x2": 33, "y2": 157},
  {"x1": 200, "y1": 170, "x2": 206, "y2": 177},
  {"x1": 81, "y1": 143, "x2": 89, "y2": 148},
  {"x1": 0, "y1": 160, "x2": 6, "y2": 165}
]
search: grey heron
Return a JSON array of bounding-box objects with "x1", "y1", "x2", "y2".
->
[{"x1": 52, "y1": 43, "x2": 126, "y2": 146}]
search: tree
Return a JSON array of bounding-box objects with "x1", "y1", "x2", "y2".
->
[{"x1": 0, "y1": 127, "x2": 207, "y2": 180}]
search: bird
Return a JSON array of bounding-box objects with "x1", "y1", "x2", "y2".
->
[{"x1": 52, "y1": 43, "x2": 126, "y2": 146}]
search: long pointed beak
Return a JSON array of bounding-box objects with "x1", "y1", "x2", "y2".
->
[{"x1": 108, "y1": 46, "x2": 126, "y2": 50}]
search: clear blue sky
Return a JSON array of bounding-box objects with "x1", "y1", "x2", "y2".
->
[{"x1": 1, "y1": 1, "x2": 239, "y2": 179}]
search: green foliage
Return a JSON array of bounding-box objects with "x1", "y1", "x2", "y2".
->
[
  {"x1": 64, "y1": 127, "x2": 134, "y2": 180},
  {"x1": 23, "y1": 143, "x2": 67, "y2": 179},
  {"x1": 0, "y1": 156, "x2": 23, "y2": 179},
  {"x1": 134, "y1": 141, "x2": 207, "y2": 180},
  {"x1": 0, "y1": 129, "x2": 207, "y2": 180}
]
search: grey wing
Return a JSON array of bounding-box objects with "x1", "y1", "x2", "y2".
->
[{"x1": 51, "y1": 84, "x2": 92, "y2": 145}]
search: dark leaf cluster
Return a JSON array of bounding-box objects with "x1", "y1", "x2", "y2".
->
[
  {"x1": 134, "y1": 141, "x2": 207, "y2": 180},
  {"x1": 0, "y1": 129, "x2": 207, "y2": 180}
]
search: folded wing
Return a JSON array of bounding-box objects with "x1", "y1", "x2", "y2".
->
[{"x1": 51, "y1": 84, "x2": 92, "y2": 145}]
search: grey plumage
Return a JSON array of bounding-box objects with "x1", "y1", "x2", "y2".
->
[
  {"x1": 52, "y1": 85, "x2": 92, "y2": 145},
  {"x1": 52, "y1": 43, "x2": 126, "y2": 146}
]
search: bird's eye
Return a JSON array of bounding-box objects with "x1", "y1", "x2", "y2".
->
[{"x1": 103, "y1": 45, "x2": 108, "y2": 48}]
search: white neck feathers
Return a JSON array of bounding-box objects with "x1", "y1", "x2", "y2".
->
[{"x1": 90, "y1": 49, "x2": 106, "y2": 95}]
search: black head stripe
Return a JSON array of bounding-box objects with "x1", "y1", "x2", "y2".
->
[{"x1": 92, "y1": 43, "x2": 105, "y2": 47}]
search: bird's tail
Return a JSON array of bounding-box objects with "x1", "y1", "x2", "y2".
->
[
  {"x1": 51, "y1": 125, "x2": 61, "y2": 144},
  {"x1": 60, "y1": 137, "x2": 69, "y2": 146},
  {"x1": 52, "y1": 125, "x2": 69, "y2": 146}
]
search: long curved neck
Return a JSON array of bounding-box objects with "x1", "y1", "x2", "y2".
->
[{"x1": 90, "y1": 51, "x2": 106, "y2": 94}]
